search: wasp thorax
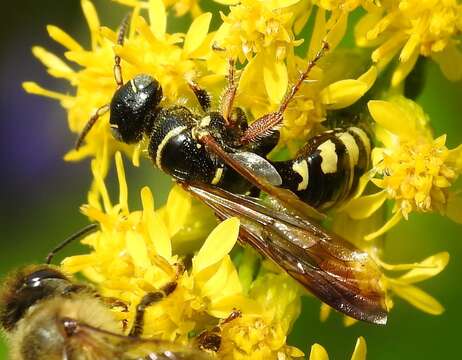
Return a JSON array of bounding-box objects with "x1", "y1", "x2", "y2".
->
[{"x1": 109, "y1": 74, "x2": 163, "y2": 144}]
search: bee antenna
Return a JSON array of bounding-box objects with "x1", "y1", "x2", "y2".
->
[{"x1": 46, "y1": 223, "x2": 99, "y2": 264}]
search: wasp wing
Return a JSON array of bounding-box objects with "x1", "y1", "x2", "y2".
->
[
  {"x1": 200, "y1": 134, "x2": 325, "y2": 221},
  {"x1": 185, "y1": 182, "x2": 388, "y2": 325},
  {"x1": 60, "y1": 318, "x2": 211, "y2": 360}
]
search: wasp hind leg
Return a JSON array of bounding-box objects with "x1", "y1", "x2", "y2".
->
[{"x1": 240, "y1": 41, "x2": 330, "y2": 145}]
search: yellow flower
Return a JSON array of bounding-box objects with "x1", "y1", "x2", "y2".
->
[
  {"x1": 114, "y1": 0, "x2": 203, "y2": 17},
  {"x1": 237, "y1": 9, "x2": 377, "y2": 150},
  {"x1": 341, "y1": 96, "x2": 462, "y2": 240},
  {"x1": 212, "y1": 0, "x2": 305, "y2": 105},
  {"x1": 61, "y1": 151, "x2": 305, "y2": 356},
  {"x1": 309, "y1": 336, "x2": 367, "y2": 360},
  {"x1": 218, "y1": 267, "x2": 303, "y2": 360},
  {"x1": 23, "y1": 0, "x2": 213, "y2": 166},
  {"x1": 356, "y1": 0, "x2": 462, "y2": 84}
]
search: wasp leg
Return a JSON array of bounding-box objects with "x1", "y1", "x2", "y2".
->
[
  {"x1": 128, "y1": 282, "x2": 177, "y2": 337},
  {"x1": 240, "y1": 41, "x2": 329, "y2": 144},
  {"x1": 114, "y1": 12, "x2": 131, "y2": 88},
  {"x1": 188, "y1": 81, "x2": 212, "y2": 112},
  {"x1": 220, "y1": 58, "x2": 238, "y2": 125},
  {"x1": 75, "y1": 104, "x2": 110, "y2": 150}
]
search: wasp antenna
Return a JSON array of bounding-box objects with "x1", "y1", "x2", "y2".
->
[
  {"x1": 114, "y1": 12, "x2": 132, "y2": 88},
  {"x1": 46, "y1": 223, "x2": 99, "y2": 264},
  {"x1": 75, "y1": 104, "x2": 110, "y2": 150}
]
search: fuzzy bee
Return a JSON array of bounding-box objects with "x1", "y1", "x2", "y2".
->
[
  {"x1": 74, "y1": 16, "x2": 388, "y2": 324},
  {"x1": 0, "y1": 262, "x2": 211, "y2": 360}
]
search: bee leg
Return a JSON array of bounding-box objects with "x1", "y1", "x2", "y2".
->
[
  {"x1": 220, "y1": 58, "x2": 238, "y2": 126},
  {"x1": 75, "y1": 104, "x2": 110, "y2": 150},
  {"x1": 114, "y1": 12, "x2": 131, "y2": 88},
  {"x1": 128, "y1": 282, "x2": 177, "y2": 337},
  {"x1": 188, "y1": 80, "x2": 211, "y2": 112},
  {"x1": 240, "y1": 41, "x2": 329, "y2": 145}
]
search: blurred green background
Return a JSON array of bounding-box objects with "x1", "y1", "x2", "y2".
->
[{"x1": 0, "y1": 1, "x2": 461, "y2": 359}]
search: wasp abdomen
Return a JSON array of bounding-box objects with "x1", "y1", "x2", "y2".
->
[{"x1": 273, "y1": 127, "x2": 371, "y2": 209}]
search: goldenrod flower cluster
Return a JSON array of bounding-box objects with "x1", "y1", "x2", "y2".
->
[{"x1": 24, "y1": 0, "x2": 462, "y2": 358}]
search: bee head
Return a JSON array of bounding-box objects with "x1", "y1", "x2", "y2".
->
[
  {"x1": 109, "y1": 74, "x2": 163, "y2": 144},
  {"x1": 0, "y1": 265, "x2": 71, "y2": 332}
]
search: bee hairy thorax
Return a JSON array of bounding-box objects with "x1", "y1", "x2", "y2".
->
[{"x1": 147, "y1": 104, "x2": 371, "y2": 209}]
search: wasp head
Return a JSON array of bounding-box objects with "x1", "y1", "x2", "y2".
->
[{"x1": 110, "y1": 74, "x2": 163, "y2": 143}]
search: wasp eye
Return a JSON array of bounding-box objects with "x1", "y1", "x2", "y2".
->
[{"x1": 109, "y1": 74, "x2": 163, "y2": 144}]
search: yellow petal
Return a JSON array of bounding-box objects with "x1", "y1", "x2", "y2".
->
[
  {"x1": 446, "y1": 193, "x2": 462, "y2": 224},
  {"x1": 32, "y1": 46, "x2": 73, "y2": 75},
  {"x1": 390, "y1": 282, "x2": 444, "y2": 315},
  {"x1": 309, "y1": 343, "x2": 329, "y2": 360},
  {"x1": 350, "y1": 337, "x2": 367, "y2": 360},
  {"x1": 392, "y1": 47, "x2": 420, "y2": 87},
  {"x1": 325, "y1": 12, "x2": 347, "y2": 51},
  {"x1": 342, "y1": 191, "x2": 387, "y2": 219},
  {"x1": 367, "y1": 100, "x2": 416, "y2": 138},
  {"x1": 115, "y1": 152, "x2": 128, "y2": 214},
  {"x1": 432, "y1": 44, "x2": 462, "y2": 81},
  {"x1": 357, "y1": 66, "x2": 377, "y2": 90},
  {"x1": 266, "y1": 0, "x2": 301, "y2": 10},
  {"x1": 365, "y1": 210, "x2": 402, "y2": 241},
  {"x1": 141, "y1": 187, "x2": 172, "y2": 259},
  {"x1": 399, "y1": 252, "x2": 449, "y2": 284},
  {"x1": 183, "y1": 12, "x2": 212, "y2": 55},
  {"x1": 201, "y1": 256, "x2": 242, "y2": 299},
  {"x1": 47, "y1": 25, "x2": 83, "y2": 51},
  {"x1": 344, "y1": 316, "x2": 358, "y2": 327},
  {"x1": 321, "y1": 80, "x2": 368, "y2": 110},
  {"x1": 149, "y1": 0, "x2": 166, "y2": 39},
  {"x1": 165, "y1": 185, "x2": 192, "y2": 236},
  {"x1": 91, "y1": 158, "x2": 112, "y2": 213},
  {"x1": 126, "y1": 230, "x2": 151, "y2": 269},
  {"x1": 320, "y1": 303, "x2": 331, "y2": 322},
  {"x1": 22, "y1": 82, "x2": 70, "y2": 101},
  {"x1": 81, "y1": 0, "x2": 100, "y2": 49},
  {"x1": 308, "y1": 8, "x2": 326, "y2": 60},
  {"x1": 193, "y1": 217, "x2": 240, "y2": 274},
  {"x1": 263, "y1": 57, "x2": 288, "y2": 105},
  {"x1": 212, "y1": 0, "x2": 240, "y2": 4},
  {"x1": 355, "y1": 12, "x2": 383, "y2": 47}
]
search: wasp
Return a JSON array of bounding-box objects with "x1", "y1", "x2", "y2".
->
[
  {"x1": 0, "y1": 227, "x2": 211, "y2": 360},
  {"x1": 74, "y1": 15, "x2": 387, "y2": 325}
]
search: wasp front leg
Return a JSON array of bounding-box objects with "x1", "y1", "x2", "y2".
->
[{"x1": 188, "y1": 80, "x2": 212, "y2": 112}]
